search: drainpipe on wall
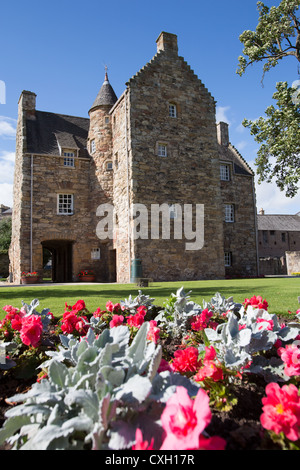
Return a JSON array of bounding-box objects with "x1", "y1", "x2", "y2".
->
[
  {"x1": 124, "y1": 90, "x2": 131, "y2": 283},
  {"x1": 30, "y1": 154, "x2": 33, "y2": 272},
  {"x1": 252, "y1": 177, "x2": 259, "y2": 277}
]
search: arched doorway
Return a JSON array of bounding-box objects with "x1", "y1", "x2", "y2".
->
[{"x1": 42, "y1": 240, "x2": 73, "y2": 283}]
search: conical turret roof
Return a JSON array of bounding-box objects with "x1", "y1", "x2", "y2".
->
[{"x1": 89, "y1": 70, "x2": 118, "y2": 113}]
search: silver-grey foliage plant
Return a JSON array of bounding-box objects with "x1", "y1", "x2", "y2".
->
[{"x1": 0, "y1": 320, "x2": 199, "y2": 450}]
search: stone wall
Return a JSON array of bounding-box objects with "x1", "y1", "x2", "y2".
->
[
  {"x1": 117, "y1": 33, "x2": 225, "y2": 281},
  {"x1": 286, "y1": 251, "x2": 300, "y2": 275}
]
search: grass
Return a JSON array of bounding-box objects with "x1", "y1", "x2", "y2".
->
[{"x1": 0, "y1": 277, "x2": 299, "y2": 319}]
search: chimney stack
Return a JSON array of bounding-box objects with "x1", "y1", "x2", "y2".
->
[
  {"x1": 156, "y1": 32, "x2": 178, "y2": 54},
  {"x1": 217, "y1": 121, "x2": 229, "y2": 147},
  {"x1": 18, "y1": 90, "x2": 36, "y2": 119}
]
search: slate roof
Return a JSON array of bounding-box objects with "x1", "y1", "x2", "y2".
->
[
  {"x1": 257, "y1": 214, "x2": 300, "y2": 231},
  {"x1": 26, "y1": 111, "x2": 90, "y2": 158},
  {"x1": 218, "y1": 143, "x2": 254, "y2": 177},
  {"x1": 89, "y1": 72, "x2": 118, "y2": 112}
]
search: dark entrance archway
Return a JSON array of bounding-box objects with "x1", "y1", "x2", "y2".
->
[{"x1": 42, "y1": 240, "x2": 73, "y2": 283}]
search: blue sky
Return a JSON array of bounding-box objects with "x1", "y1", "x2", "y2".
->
[{"x1": 0, "y1": 0, "x2": 299, "y2": 213}]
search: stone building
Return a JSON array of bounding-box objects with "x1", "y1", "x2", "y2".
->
[
  {"x1": 9, "y1": 32, "x2": 258, "y2": 284},
  {"x1": 257, "y1": 209, "x2": 300, "y2": 275}
]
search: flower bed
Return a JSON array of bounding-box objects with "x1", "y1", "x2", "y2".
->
[{"x1": 0, "y1": 289, "x2": 299, "y2": 451}]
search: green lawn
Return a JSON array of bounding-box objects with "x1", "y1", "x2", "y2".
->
[{"x1": 0, "y1": 277, "x2": 299, "y2": 319}]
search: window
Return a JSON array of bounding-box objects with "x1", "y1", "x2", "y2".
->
[
  {"x1": 106, "y1": 161, "x2": 113, "y2": 170},
  {"x1": 91, "y1": 248, "x2": 100, "y2": 260},
  {"x1": 90, "y1": 139, "x2": 96, "y2": 154},
  {"x1": 224, "y1": 204, "x2": 234, "y2": 222},
  {"x1": 220, "y1": 163, "x2": 230, "y2": 181},
  {"x1": 63, "y1": 152, "x2": 75, "y2": 167},
  {"x1": 57, "y1": 194, "x2": 73, "y2": 215},
  {"x1": 158, "y1": 144, "x2": 167, "y2": 157},
  {"x1": 224, "y1": 252, "x2": 232, "y2": 267},
  {"x1": 281, "y1": 232, "x2": 286, "y2": 243},
  {"x1": 169, "y1": 103, "x2": 177, "y2": 118},
  {"x1": 105, "y1": 117, "x2": 110, "y2": 124}
]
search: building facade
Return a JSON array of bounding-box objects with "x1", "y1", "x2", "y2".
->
[
  {"x1": 9, "y1": 32, "x2": 258, "y2": 284},
  {"x1": 257, "y1": 209, "x2": 300, "y2": 275}
]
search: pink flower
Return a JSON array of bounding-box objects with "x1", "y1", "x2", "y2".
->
[
  {"x1": 193, "y1": 346, "x2": 223, "y2": 382},
  {"x1": 147, "y1": 320, "x2": 160, "y2": 343},
  {"x1": 75, "y1": 316, "x2": 89, "y2": 335},
  {"x1": 127, "y1": 312, "x2": 145, "y2": 328},
  {"x1": 160, "y1": 386, "x2": 212, "y2": 450},
  {"x1": 106, "y1": 301, "x2": 114, "y2": 312},
  {"x1": 277, "y1": 344, "x2": 300, "y2": 377},
  {"x1": 191, "y1": 308, "x2": 213, "y2": 331},
  {"x1": 136, "y1": 305, "x2": 147, "y2": 316},
  {"x1": 260, "y1": 382, "x2": 300, "y2": 441},
  {"x1": 256, "y1": 318, "x2": 274, "y2": 331},
  {"x1": 171, "y1": 347, "x2": 202, "y2": 374},
  {"x1": 10, "y1": 314, "x2": 23, "y2": 331},
  {"x1": 109, "y1": 314, "x2": 124, "y2": 328},
  {"x1": 132, "y1": 428, "x2": 154, "y2": 450},
  {"x1": 243, "y1": 295, "x2": 268, "y2": 311},
  {"x1": 20, "y1": 314, "x2": 43, "y2": 348},
  {"x1": 193, "y1": 361, "x2": 223, "y2": 382}
]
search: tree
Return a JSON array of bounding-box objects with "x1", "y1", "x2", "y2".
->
[
  {"x1": 0, "y1": 217, "x2": 12, "y2": 254},
  {"x1": 237, "y1": 0, "x2": 300, "y2": 197}
]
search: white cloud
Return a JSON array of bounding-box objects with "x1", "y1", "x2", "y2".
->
[
  {"x1": 0, "y1": 183, "x2": 13, "y2": 207},
  {"x1": 0, "y1": 151, "x2": 15, "y2": 207},
  {"x1": 254, "y1": 176, "x2": 300, "y2": 215},
  {"x1": 0, "y1": 116, "x2": 17, "y2": 138},
  {"x1": 216, "y1": 106, "x2": 231, "y2": 125}
]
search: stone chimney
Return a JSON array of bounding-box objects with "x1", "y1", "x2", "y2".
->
[
  {"x1": 217, "y1": 121, "x2": 229, "y2": 147},
  {"x1": 156, "y1": 32, "x2": 178, "y2": 54},
  {"x1": 18, "y1": 90, "x2": 36, "y2": 119},
  {"x1": 259, "y1": 208, "x2": 265, "y2": 215}
]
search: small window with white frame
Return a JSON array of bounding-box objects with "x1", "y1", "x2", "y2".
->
[
  {"x1": 63, "y1": 151, "x2": 75, "y2": 167},
  {"x1": 224, "y1": 204, "x2": 234, "y2": 222},
  {"x1": 169, "y1": 103, "x2": 177, "y2": 118},
  {"x1": 57, "y1": 194, "x2": 73, "y2": 215},
  {"x1": 90, "y1": 139, "x2": 96, "y2": 154},
  {"x1": 106, "y1": 161, "x2": 113, "y2": 170},
  {"x1": 220, "y1": 163, "x2": 230, "y2": 181},
  {"x1": 158, "y1": 143, "x2": 167, "y2": 157},
  {"x1": 224, "y1": 251, "x2": 232, "y2": 267}
]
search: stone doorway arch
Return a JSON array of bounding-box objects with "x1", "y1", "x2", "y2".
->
[{"x1": 42, "y1": 239, "x2": 74, "y2": 283}]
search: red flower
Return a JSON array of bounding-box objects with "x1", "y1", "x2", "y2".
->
[
  {"x1": 109, "y1": 314, "x2": 124, "y2": 328},
  {"x1": 20, "y1": 315, "x2": 43, "y2": 348},
  {"x1": 191, "y1": 308, "x2": 213, "y2": 331},
  {"x1": 72, "y1": 300, "x2": 86, "y2": 312},
  {"x1": 260, "y1": 382, "x2": 300, "y2": 441},
  {"x1": 171, "y1": 347, "x2": 202, "y2": 374},
  {"x1": 243, "y1": 295, "x2": 268, "y2": 311}
]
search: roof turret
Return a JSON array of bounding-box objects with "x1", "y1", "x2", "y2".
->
[{"x1": 89, "y1": 69, "x2": 118, "y2": 113}]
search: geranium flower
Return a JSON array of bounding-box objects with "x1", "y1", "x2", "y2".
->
[
  {"x1": 109, "y1": 314, "x2": 124, "y2": 328},
  {"x1": 243, "y1": 295, "x2": 268, "y2": 311},
  {"x1": 260, "y1": 382, "x2": 300, "y2": 441},
  {"x1": 147, "y1": 320, "x2": 160, "y2": 343},
  {"x1": 20, "y1": 314, "x2": 43, "y2": 348},
  {"x1": 193, "y1": 346, "x2": 223, "y2": 382},
  {"x1": 171, "y1": 346, "x2": 202, "y2": 374},
  {"x1": 72, "y1": 300, "x2": 86, "y2": 312},
  {"x1": 277, "y1": 344, "x2": 300, "y2": 377},
  {"x1": 132, "y1": 428, "x2": 154, "y2": 450},
  {"x1": 127, "y1": 312, "x2": 145, "y2": 328},
  {"x1": 160, "y1": 386, "x2": 219, "y2": 450},
  {"x1": 191, "y1": 308, "x2": 213, "y2": 331}
]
